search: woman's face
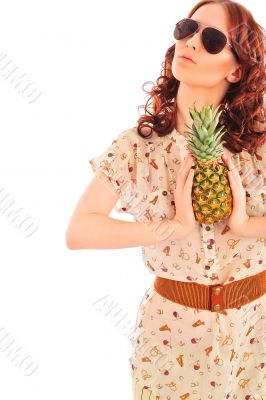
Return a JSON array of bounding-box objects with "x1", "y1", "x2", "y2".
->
[{"x1": 172, "y1": 3, "x2": 240, "y2": 88}]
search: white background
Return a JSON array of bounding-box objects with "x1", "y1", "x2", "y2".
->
[{"x1": 0, "y1": 1, "x2": 264, "y2": 399}]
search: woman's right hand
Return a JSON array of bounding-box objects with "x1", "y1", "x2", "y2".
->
[{"x1": 171, "y1": 153, "x2": 196, "y2": 238}]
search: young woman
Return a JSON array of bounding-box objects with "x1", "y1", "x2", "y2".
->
[{"x1": 66, "y1": 0, "x2": 266, "y2": 398}]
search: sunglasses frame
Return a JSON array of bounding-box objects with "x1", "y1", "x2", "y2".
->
[{"x1": 174, "y1": 18, "x2": 235, "y2": 55}]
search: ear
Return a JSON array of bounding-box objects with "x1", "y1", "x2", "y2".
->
[{"x1": 226, "y1": 65, "x2": 243, "y2": 83}]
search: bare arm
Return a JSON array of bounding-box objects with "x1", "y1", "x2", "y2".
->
[
  {"x1": 66, "y1": 213, "x2": 190, "y2": 250},
  {"x1": 66, "y1": 171, "x2": 192, "y2": 250},
  {"x1": 240, "y1": 216, "x2": 266, "y2": 239}
]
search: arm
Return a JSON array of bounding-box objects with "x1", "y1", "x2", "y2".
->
[
  {"x1": 239, "y1": 216, "x2": 266, "y2": 239},
  {"x1": 66, "y1": 171, "x2": 192, "y2": 250},
  {"x1": 221, "y1": 154, "x2": 266, "y2": 239},
  {"x1": 66, "y1": 213, "x2": 191, "y2": 250}
]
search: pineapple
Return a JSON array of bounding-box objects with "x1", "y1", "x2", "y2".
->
[{"x1": 184, "y1": 102, "x2": 232, "y2": 224}]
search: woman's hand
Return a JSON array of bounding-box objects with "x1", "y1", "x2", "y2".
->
[
  {"x1": 171, "y1": 153, "x2": 196, "y2": 237},
  {"x1": 221, "y1": 153, "x2": 250, "y2": 235}
]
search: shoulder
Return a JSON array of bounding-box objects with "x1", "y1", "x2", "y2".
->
[
  {"x1": 254, "y1": 140, "x2": 266, "y2": 182},
  {"x1": 255, "y1": 139, "x2": 266, "y2": 161},
  {"x1": 116, "y1": 126, "x2": 159, "y2": 143},
  {"x1": 110, "y1": 126, "x2": 147, "y2": 150},
  {"x1": 113, "y1": 126, "x2": 170, "y2": 155}
]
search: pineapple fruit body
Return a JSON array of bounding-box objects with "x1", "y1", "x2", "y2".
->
[
  {"x1": 192, "y1": 160, "x2": 232, "y2": 224},
  {"x1": 184, "y1": 102, "x2": 233, "y2": 224}
]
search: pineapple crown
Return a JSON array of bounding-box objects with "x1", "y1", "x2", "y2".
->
[{"x1": 184, "y1": 102, "x2": 227, "y2": 164}]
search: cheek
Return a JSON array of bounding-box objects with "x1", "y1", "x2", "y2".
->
[
  {"x1": 203, "y1": 53, "x2": 232, "y2": 74},
  {"x1": 173, "y1": 43, "x2": 234, "y2": 84}
]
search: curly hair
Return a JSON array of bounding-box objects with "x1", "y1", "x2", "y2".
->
[{"x1": 136, "y1": 0, "x2": 266, "y2": 155}]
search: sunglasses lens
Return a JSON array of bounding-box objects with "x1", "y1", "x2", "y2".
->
[
  {"x1": 202, "y1": 27, "x2": 227, "y2": 54},
  {"x1": 174, "y1": 19, "x2": 198, "y2": 40}
]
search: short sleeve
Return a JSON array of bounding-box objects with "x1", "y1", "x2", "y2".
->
[
  {"x1": 88, "y1": 128, "x2": 135, "y2": 212},
  {"x1": 255, "y1": 140, "x2": 266, "y2": 178}
]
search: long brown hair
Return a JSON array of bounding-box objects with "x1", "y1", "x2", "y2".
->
[{"x1": 136, "y1": 0, "x2": 266, "y2": 155}]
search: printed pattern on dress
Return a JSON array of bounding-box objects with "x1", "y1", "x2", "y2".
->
[{"x1": 88, "y1": 127, "x2": 266, "y2": 399}]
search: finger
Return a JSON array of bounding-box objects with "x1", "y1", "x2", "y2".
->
[
  {"x1": 183, "y1": 167, "x2": 195, "y2": 192},
  {"x1": 222, "y1": 153, "x2": 236, "y2": 172},
  {"x1": 224, "y1": 155, "x2": 243, "y2": 184},
  {"x1": 221, "y1": 153, "x2": 228, "y2": 166},
  {"x1": 183, "y1": 160, "x2": 194, "y2": 183},
  {"x1": 221, "y1": 155, "x2": 243, "y2": 190},
  {"x1": 227, "y1": 170, "x2": 237, "y2": 189},
  {"x1": 177, "y1": 157, "x2": 194, "y2": 186},
  {"x1": 221, "y1": 153, "x2": 227, "y2": 162},
  {"x1": 228, "y1": 164, "x2": 242, "y2": 185},
  {"x1": 225, "y1": 156, "x2": 236, "y2": 172},
  {"x1": 228, "y1": 169, "x2": 244, "y2": 197},
  {"x1": 182, "y1": 155, "x2": 193, "y2": 168}
]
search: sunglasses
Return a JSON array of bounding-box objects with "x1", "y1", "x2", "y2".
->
[{"x1": 174, "y1": 18, "x2": 236, "y2": 56}]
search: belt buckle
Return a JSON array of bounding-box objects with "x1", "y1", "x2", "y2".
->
[{"x1": 210, "y1": 284, "x2": 226, "y2": 314}]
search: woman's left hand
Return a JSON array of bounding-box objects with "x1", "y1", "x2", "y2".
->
[{"x1": 221, "y1": 153, "x2": 250, "y2": 235}]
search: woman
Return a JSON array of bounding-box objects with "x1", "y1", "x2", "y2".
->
[{"x1": 66, "y1": 0, "x2": 266, "y2": 398}]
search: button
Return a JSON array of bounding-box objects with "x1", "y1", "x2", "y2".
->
[
  {"x1": 205, "y1": 226, "x2": 211, "y2": 231},
  {"x1": 207, "y1": 244, "x2": 213, "y2": 249},
  {"x1": 214, "y1": 287, "x2": 221, "y2": 295},
  {"x1": 214, "y1": 304, "x2": 221, "y2": 311},
  {"x1": 162, "y1": 191, "x2": 167, "y2": 196}
]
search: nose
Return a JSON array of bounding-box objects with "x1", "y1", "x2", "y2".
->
[{"x1": 185, "y1": 31, "x2": 202, "y2": 51}]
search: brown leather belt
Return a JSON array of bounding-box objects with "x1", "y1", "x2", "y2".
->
[{"x1": 153, "y1": 269, "x2": 266, "y2": 315}]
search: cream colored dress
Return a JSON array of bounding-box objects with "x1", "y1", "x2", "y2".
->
[{"x1": 89, "y1": 127, "x2": 266, "y2": 400}]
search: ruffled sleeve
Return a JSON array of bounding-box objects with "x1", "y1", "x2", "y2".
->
[{"x1": 88, "y1": 128, "x2": 137, "y2": 213}]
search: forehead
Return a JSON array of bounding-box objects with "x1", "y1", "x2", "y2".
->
[{"x1": 190, "y1": 3, "x2": 231, "y2": 35}]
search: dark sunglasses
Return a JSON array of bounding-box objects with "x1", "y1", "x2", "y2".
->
[{"x1": 174, "y1": 18, "x2": 236, "y2": 56}]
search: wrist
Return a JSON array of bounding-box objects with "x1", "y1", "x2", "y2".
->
[
  {"x1": 230, "y1": 214, "x2": 251, "y2": 237},
  {"x1": 241, "y1": 215, "x2": 252, "y2": 237},
  {"x1": 171, "y1": 217, "x2": 195, "y2": 239}
]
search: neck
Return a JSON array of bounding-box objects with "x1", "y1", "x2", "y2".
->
[{"x1": 175, "y1": 82, "x2": 227, "y2": 138}]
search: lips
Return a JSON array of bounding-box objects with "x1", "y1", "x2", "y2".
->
[{"x1": 179, "y1": 55, "x2": 196, "y2": 64}]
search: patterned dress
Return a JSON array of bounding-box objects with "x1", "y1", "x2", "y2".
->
[{"x1": 89, "y1": 127, "x2": 266, "y2": 400}]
